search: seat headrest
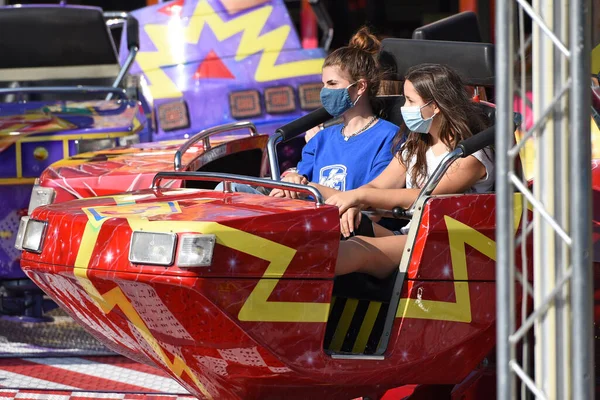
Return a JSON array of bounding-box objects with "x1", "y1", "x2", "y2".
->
[
  {"x1": 377, "y1": 95, "x2": 405, "y2": 128},
  {"x1": 0, "y1": 6, "x2": 119, "y2": 82},
  {"x1": 379, "y1": 38, "x2": 494, "y2": 87},
  {"x1": 412, "y1": 11, "x2": 482, "y2": 43}
]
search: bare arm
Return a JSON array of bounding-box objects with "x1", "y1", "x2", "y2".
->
[
  {"x1": 327, "y1": 155, "x2": 487, "y2": 214},
  {"x1": 307, "y1": 182, "x2": 342, "y2": 200}
]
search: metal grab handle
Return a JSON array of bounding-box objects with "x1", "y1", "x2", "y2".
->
[
  {"x1": 152, "y1": 171, "x2": 325, "y2": 206},
  {"x1": 0, "y1": 86, "x2": 127, "y2": 99},
  {"x1": 173, "y1": 121, "x2": 258, "y2": 170},
  {"x1": 104, "y1": 12, "x2": 140, "y2": 100}
]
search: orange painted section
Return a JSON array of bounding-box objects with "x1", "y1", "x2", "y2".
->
[{"x1": 459, "y1": 0, "x2": 477, "y2": 13}]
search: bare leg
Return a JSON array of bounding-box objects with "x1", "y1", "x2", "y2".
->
[
  {"x1": 335, "y1": 235, "x2": 407, "y2": 279},
  {"x1": 372, "y1": 223, "x2": 396, "y2": 237}
]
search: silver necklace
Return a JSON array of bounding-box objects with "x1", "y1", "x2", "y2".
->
[{"x1": 341, "y1": 116, "x2": 378, "y2": 141}]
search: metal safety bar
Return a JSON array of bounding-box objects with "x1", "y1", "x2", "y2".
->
[
  {"x1": 0, "y1": 86, "x2": 127, "y2": 98},
  {"x1": 104, "y1": 12, "x2": 140, "y2": 100},
  {"x1": 103, "y1": 11, "x2": 128, "y2": 31},
  {"x1": 103, "y1": 11, "x2": 129, "y2": 20},
  {"x1": 267, "y1": 133, "x2": 284, "y2": 180},
  {"x1": 391, "y1": 148, "x2": 464, "y2": 219},
  {"x1": 151, "y1": 171, "x2": 325, "y2": 206},
  {"x1": 110, "y1": 47, "x2": 139, "y2": 92},
  {"x1": 173, "y1": 121, "x2": 259, "y2": 171}
]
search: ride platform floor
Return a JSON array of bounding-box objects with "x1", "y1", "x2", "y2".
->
[{"x1": 0, "y1": 309, "x2": 195, "y2": 399}]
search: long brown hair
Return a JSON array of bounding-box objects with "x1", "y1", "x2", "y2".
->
[
  {"x1": 323, "y1": 26, "x2": 386, "y2": 113},
  {"x1": 393, "y1": 63, "x2": 489, "y2": 187}
]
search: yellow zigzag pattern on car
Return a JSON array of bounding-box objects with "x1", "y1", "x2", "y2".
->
[
  {"x1": 71, "y1": 199, "x2": 329, "y2": 396},
  {"x1": 123, "y1": 217, "x2": 330, "y2": 323},
  {"x1": 73, "y1": 202, "x2": 213, "y2": 399},
  {"x1": 137, "y1": 0, "x2": 324, "y2": 98},
  {"x1": 396, "y1": 196, "x2": 525, "y2": 322}
]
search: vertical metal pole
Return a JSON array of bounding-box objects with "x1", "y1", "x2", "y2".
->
[
  {"x1": 533, "y1": 0, "x2": 558, "y2": 397},
  {"x1": 496, "y1": 0, "x2": 515, "y2": 398},
  {"x1": 554, "y1": 1, "x2": 571, "y2": 398},
  {"x1": 570, "y1": 0, "x2": 594, "y2": 397}
]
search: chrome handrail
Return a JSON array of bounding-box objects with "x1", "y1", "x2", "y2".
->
[
  {"x1": 104, "y1": 12, "x2": 140, "y2": 100},
  {"x1": 152, "y1": 171, "x2": 325, "y2": 206},
  {"x1": 267, "y1": 132, "x2": 284, "y2": 180},
  {"x1": 103, "y1": 11, "x2": 128, "y2": 29},
  {"x1": 0, "y1": 86, "x2": 127, "y2": 99},
  {"x1": 110, "y1": 47, "x2": 138, "y2": 92},
  {"x1": 103, "y1": 11, "x2": 129, "y2": 19},
  {"x1": 173, "y1": 121, "x2": 259, "y2": 171}
]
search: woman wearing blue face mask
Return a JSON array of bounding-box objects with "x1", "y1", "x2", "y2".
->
[
  {"x1": 223, "y1": 27, "x2": 400, "y2": 206},
  {"x1": 325, "y1": 63, "x2": 494, "y2": 278},
  {"x1": 268, "y1": 27, "x2": 400, "y2": 202}
]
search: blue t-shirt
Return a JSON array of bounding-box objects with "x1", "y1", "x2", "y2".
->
[{"x1": 297, "y1": 119, "x2": 399, "y2": 191}]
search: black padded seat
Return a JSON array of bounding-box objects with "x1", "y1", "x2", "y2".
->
[
  {"x1": 377, "y1": 95, "x2": 405, "y2": 128},
  {"x1": 379, "y1": 39, "x2": 495, "y2": 88},
  {"x1": 0, "y1": 6, "x2": 119, "y2": 82},
  {"x1": 412, "y1": 11, "x2": 483, "y2": 43}
]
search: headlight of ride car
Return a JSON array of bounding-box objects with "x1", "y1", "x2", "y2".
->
[
  {"x1": 18, "y1": 219, "x2": 47, "y2": 253},
  {"x1": 75, "y1": 138, "x2": 116, "y2": 154},
  {"x1": 129, "y1": 231, "x2": 177, "y2": 266},
  {"x1": 177, "y1": 234, "x2": 216, "y2": 267},
  {"x1": 118, "y1": 133, "x2": 140, "y2": 147},
  {"x1": 28, "y1": 183, "x2": 56, "y2": 215}
]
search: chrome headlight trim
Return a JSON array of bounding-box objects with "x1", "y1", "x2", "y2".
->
[
  {"x1": 14, "y1": 216, "x2": 29, "y2": 251},
  {"x1": 28, "y1": 185, "x2": 56, "y2": 215}
]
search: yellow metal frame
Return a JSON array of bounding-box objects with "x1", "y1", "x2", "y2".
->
[{"x1": 2, "y1": 131, "x2": 134, "y2": 185}]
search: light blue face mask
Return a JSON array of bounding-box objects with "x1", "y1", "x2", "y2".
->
[
  {"x1": 320, "y1": 82, "x2": 360, "y2": 117},
  {"x1": 401, "y1": 100, "x2": 436, "y2": 133}
]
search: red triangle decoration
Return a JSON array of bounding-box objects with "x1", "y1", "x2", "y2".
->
[
  {"x1": 158, "y1": 0, "x2": 184, "y2": 17},
  {"x1": 194, "y1": 50, "x2": 235, "y2": 80}
]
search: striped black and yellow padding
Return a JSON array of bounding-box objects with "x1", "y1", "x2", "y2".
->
[{"x1": 324, "y1": 295, "x2": 391, "y2": 355}]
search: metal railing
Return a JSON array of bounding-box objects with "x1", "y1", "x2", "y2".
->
[
  {"x1": 173, "y1": 121, "x2": 259, "y2": 171},
  {"x1": 495, "y1": 0, "x2": 593, "y2": 398},
  {"x1": 151, "y1": 171, "x2": 324, "y2": 206}
]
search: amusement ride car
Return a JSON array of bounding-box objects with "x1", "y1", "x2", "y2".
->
[
  {"x1": 1, "y1": 0, "x2": 329, "y2": 319},
  {"x1": 17, "y1": 38, "x2": 524, "y2": 399}
]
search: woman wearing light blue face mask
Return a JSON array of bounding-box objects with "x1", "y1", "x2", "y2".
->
[{"x1": 325, "y1": 63, "x2": 495, "y2": 279}]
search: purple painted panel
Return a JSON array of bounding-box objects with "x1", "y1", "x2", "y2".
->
[
  {"x1": 118, "y1": 0, "x2": 325, "y2": 140},
  {"x1": 21, "y1": 141, "x2": 65, "y2": 178},
  {"x1": 0, "y1": 185, "x2": 31, "y2": 279},
  {"x1": 0, "y1": 145, "x2": 17, "y2": 178},
  {"x1": 121, "y1": 0, "x2": 303, "y2": 69}
]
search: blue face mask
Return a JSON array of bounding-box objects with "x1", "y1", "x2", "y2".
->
[
  {"x1": 320, "y1": 82, "x2": 360, "y2": 117},
  {"x1": 401, "y1": 100, "x2": 436, "y2": 133}
]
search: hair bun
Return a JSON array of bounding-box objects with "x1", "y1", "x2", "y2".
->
[{"x1": 348, "y1": 26, "x2": 381, "y2": 55}]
